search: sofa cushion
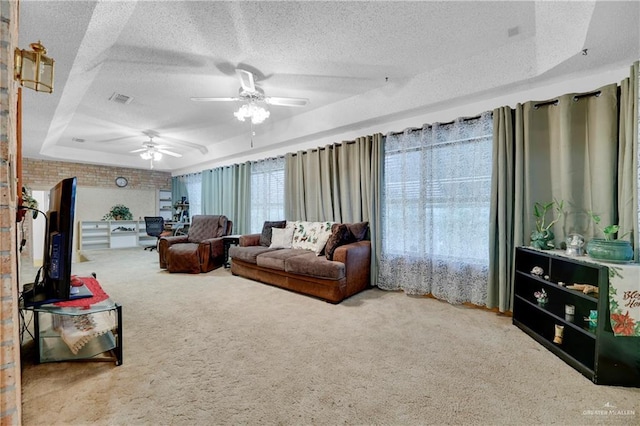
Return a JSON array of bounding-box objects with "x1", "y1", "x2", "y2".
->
[
  {"x1": 325, "y1": 223, "x2": 355, "y2": 260},
  {"x1": 260, "y1": 220, "x2": 287, "y2": 247},
  {"x1": 230, "y1": 246, "x2": 280, "y2": 264},
  {"x1": 346, "y1": 221, "x2": 369, "y2": 241},
  {"x1": 270, "y1": 227, "x2": 294, "y2": 249},
  {"x1": 256, "y1": 249, "x2": 311, "y2": 271},
  {"x1": 291, "y1": 221, "x2": 334, "y2": 254},
  {"x1": 285, "y1": 251, "x2": 346, "y2": 280}
]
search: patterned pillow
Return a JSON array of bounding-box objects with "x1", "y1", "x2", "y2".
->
[
  {"x1": 346, "y1": 221, "x2": 369, "y2": 241},
  {"x1": 260, "y1": 220, "x2": 287, "y2": 247},
  {"x1": 325, "y1": 223, "x2": 355, "y2": 260},
  {"x1": 291, "y1": 221, "x2": 335, "y2": 254}
]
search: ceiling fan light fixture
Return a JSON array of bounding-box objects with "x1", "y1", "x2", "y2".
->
[
  {"x1": 140, "y1": 149, "x2": 162, "y2": 161},
  {"x1": 234, "y1": 103, "x2": 270, "y2": 124}
]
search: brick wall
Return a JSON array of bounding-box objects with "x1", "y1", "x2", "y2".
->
[
  {"x1": 22, "y1": 158, "x2": 171, "y2": 190},
  {"x1": 0, "y1": 0, "x2": 21, "y2": 423}
]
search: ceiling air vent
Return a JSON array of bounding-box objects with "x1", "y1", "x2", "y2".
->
[{"x1": 108, "y1": 92, "x2": 133, "y2": 105}]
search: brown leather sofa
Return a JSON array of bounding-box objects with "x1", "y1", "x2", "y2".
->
[
  {"x1": 159, "y1": 215, "x2": 232, "y2": 273},
  {"x1": 229, "y1": 227, "x2": 371, "y2": 303}
]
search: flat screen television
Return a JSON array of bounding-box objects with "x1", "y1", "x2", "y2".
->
[{"x1": 23, "y1": 176, "x2": 92, "y2": 306}]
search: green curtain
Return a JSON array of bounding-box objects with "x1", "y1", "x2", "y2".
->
[
  {"x1": 284, "y1": 134, "x2": 383, "y2": 286},
  {"x1": 618, "y1": 61, "x2": 639, "y2": 258},
  {"x1": 488, "y1": 106, "x2": 515, "y2": 312},
  {"x1": 201, "y1": 163, "x2": 251, "y2": 235},
  {"x1": 515, "y1": 83, "x2": 619, "y2": 246},
  {"x1": 171, "y1": 176, "x2": 188, "y2": 210}
]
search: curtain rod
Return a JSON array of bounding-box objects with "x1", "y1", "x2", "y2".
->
[
  {"x1": 289, "y1": 139, "x2": 360, "y2": 157},
  {"x1": 387, "y1": 112, "x2": 492, "y2": 136},
  {"x1": 534, "y1": 90, "x2": 602, "y2": 109}
]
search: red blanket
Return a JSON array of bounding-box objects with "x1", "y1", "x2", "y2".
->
[{"x1": 54, "y1": 276, "x2": 110, "y2": 308}]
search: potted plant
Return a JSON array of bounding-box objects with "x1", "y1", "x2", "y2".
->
[
  {"x1": 103, "y1": 204, "x2": 133, "y2": 221},
  {"x1": 586, "y1": 212, "x2": 633, "y2": 262},
  {"x1": 530, "y1": 200, "x2": 564, "y2": 250},
  {"x1": 21, "y1": 186, "x2": 39, "y2": 219}
]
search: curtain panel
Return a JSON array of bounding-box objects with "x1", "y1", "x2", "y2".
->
[
  {"x1": 619, "y1": 61, "x2": 639, "y2": 258},
  {"x1": 377, "y1": 112, "x2": 493, "y2": 306},
  {"x1": 171, "y1": 176, "x2": 188, "y2": 212},
  {"x1": 284, "y1": 134, "x2": 383, "y2": 286},
  {"x1": 488, "y1": 106, "x2": 515, "y2": 312},
  {"x1": 515, "y1": 84, "x2": 619, "y2": 246},
  {"x1": 201, "y1": 163, "x2": 251, "y2": 235}
]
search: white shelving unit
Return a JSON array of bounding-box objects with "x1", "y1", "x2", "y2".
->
[
  {"x1": 79, "y1": 221, "x2": 110, "y2": 250},
  {"x1": 79, "y1": 220, "x2": 157, "y2": 250}
]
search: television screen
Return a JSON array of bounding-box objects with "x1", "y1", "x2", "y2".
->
[{"x1": 23, "y1": 176, "x2": 91, "y2": 306}]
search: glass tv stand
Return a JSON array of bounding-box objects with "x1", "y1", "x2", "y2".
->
[{"x1": 23, "y1": 294, "x2": 122, "y2": 365}]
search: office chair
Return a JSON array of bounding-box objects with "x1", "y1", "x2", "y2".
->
[{"x1": 144, "y1": 216, "x2": 171, "y2": 251}]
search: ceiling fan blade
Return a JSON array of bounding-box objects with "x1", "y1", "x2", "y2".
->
[
  {"x1": 264, "y1": 96, "x2": 309, "y2": 107},
  {"x1": 130, "y1": 148, "x2": 147, "y2": 153},
  {"x1": 190, "y1": 97, "x2": 240, "y2": 102},
  {"x1": 157, "y1": 148, "x2": 182, "y2": 158},
  {"x1": 236, "y1": 69, "x2": 256, "y2": 92}
]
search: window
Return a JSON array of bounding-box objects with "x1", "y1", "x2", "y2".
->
[
  {"x1": 183, "y1": 173, "x2": 202, "y2": 216},
  {"x1": 250, "y1": 157, "x2": 285, "y2": 233},
  {"x1": 378, "y1": 112, "x2": 493, "y2": 305}
]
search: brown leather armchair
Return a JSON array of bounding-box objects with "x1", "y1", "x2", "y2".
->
[{"x1": 158, "y1": 215, "x2": 232, "y2": 273}]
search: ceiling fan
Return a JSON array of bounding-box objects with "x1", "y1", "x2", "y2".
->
[
  {"x1": 130, "y1": 137, "x2": 182, "y2": 169},
  {"x1": 190, "y1": 69, "x2": 309, "y2": 124}
]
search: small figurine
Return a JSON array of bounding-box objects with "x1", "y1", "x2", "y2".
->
[
  {"x1": 565, "y1": 233, "x2": 585, "y2": 256},
  {"x1": 531, "y1": 266, "x2": 544, "y2": 276}
]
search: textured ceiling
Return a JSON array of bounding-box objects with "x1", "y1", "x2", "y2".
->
[{"x1": 18, "y1": 1, "x2": 640, "y2": 172}]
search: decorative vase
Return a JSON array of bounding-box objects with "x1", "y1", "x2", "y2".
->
[
  {"x1": 586, "y1": 239, "x2": 633, "y2": 263},
  {"x1": 530, "y1": 230, "x2": 555, "y2": 250},
  {"x1": 536, "y1": 297, "x2": 548, "y2": 306},
  {"x1": 553, "y1": 324, "x2": 564, "y2": 344}
]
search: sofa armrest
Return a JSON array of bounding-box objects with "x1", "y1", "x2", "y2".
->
[
  {"x1": 199, "y1": 237, "x2": 225, "y2": 258},
  {"x1": 160, "y1": 235, "x2": 189, "y2": 246},
  {"x1": 240, "y1": 233, "x2": 261, "y2": 247},
  {"x1": 333, "y1": 240, "x2": 371, "y2": 290},
  {"x1": 158, "y1": 235, "x2": 190, "y2": 269}
]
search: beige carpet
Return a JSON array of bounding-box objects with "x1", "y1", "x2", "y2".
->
[{"x1": 20, "y1": 248, "x2": 640, "y2": 425}]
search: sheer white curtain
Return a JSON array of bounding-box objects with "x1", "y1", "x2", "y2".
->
[
  {"x1": 250, "y1": 157, "x2": 285, "y2": 233},
  {"x1": 378, "y1": 112, "x2": 493, "y2": 306},
  {"x1": 184, "y1": 173, "x2": 202, "y2": 216}
]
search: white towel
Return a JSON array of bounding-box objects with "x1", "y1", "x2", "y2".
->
[{"x1": 52, "y1": 311, "x2": 116, "y2": 354}]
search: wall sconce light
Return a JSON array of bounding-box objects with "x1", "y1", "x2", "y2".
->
[{"x1": 14, "y1": 41, "x2": 55, "y2": 93}]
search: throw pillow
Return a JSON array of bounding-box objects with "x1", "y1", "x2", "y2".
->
[
  {"x1": 291, "y1": 221, "x2": 335, "y2": 253},
  {"x1": 325, "y1": 223, "x2": 355, "y2": 260},
  {"x1": 270, "y1": 227, "x2": 294, "y2": 249},
  {"x1": 346, "y1": 221, "x2": 369, "y2": 241},
  {"x1": 259, "y1": 220, "x2": 287, "y2": 247}
]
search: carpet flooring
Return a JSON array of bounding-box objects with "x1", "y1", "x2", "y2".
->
[{"x1": 19, "y1": 248, "x2": 640, "y2": 425}]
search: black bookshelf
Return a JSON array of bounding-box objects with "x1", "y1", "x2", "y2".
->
[{"x1": 513, "y1": 247, "x2": 640, "y2": 386}]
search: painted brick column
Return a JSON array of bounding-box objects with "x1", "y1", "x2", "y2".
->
[{"x1": 0, "y1": 0, "x2": 21, "y2": 424}]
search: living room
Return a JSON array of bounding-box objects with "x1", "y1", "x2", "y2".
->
[{"x1": 3, "y1": 1, "x2": 640, "y2": 424}]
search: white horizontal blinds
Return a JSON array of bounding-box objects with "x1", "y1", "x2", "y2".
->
[
  {"x1": 250, "y1": 157, "x2": 285, "y2": 233},
  {"x1": 379, "y1": 111, "x2": 493, "y2": 305}
]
